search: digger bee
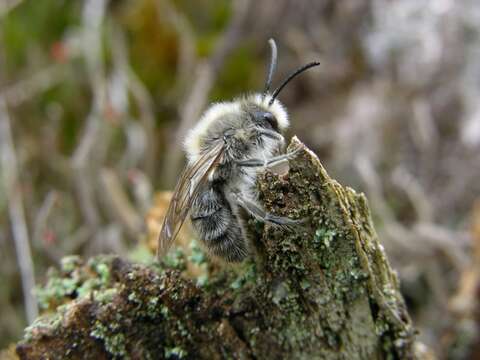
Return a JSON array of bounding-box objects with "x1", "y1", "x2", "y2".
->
[{"x1": 157, "y1": 39, "x2": 319, "y2": 262}]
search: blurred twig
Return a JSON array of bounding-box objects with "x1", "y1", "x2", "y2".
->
[
  {"x1": 109, "y1": 22, "x2": 157, "y2": 177},
  {"x1": 391, "y1": 166, "x2": 433, "y2": 223},
  {"x1": 355, "y1": 154, "x2": 470, "y2": 270},
  {"x1": 32, "y1": 191, "x2": 61, "y2": 264},
  {"x1": 32, "y1": 191, "x2": 58, "y2": 246},
  {"x1": 0, "y1": 98, "x2": 38, "y2": 324},
  {"x1": 99, "y1": 168, "x2": 143, "y2": 241},
  {"x1": 157, "y1": 0, "x2": 197, "y2": 100},
  {"x1": 71, "y1": 0, "x2": 109, "y2": 230},
  {"x1": 0, "y1": 65, "x2": 66, "y2": 107}
]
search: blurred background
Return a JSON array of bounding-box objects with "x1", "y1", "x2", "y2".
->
[{"x1": 0, "y1": 0, "x2": 479, "y2": 358}]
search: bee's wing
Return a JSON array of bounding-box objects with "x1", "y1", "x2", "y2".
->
[{"x1": 156, "y1": 140, "x2": 225, "y2": 259}]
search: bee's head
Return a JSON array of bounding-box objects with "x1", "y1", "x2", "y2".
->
[
  {"x1": 184, "y1": 39, "x2": 319, "y2": 160},
  {"x1": 239, "y1": 39, "x2": 319, "y2": 133},
  {"x1": 242, "y1": 93, "x2": 289, "y2": 132},
  {"x1": 233, "y1": 39, "x2": 320, "y2": 133}
]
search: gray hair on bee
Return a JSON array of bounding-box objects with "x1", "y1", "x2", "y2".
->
[{"x1": 157, "y1": 38, "x2": 320, "y2": 262}]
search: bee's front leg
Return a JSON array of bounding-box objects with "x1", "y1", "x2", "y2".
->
[
  {"x1": 235, "y1": 147, "x2": 302, "y2": 169},
  {"x1": 230, "y1": 192, "x2": 301, "y2": 229}
]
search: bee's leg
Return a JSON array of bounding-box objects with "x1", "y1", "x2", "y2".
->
[
  {"x1": 232, "y1": 192, "x2": 300, "y2": 228},
  {"x1": 253, "y1": 127, "x2": 284, "y2": 141},
  {"x1": 235, "y1": 147, "x2": 302, "y2": 169}
]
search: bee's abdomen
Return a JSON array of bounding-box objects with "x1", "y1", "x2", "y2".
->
[{"x1": 191, "y1": 187, "x2": 248, "y2": 262}]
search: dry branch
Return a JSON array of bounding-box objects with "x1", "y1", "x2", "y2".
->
[{"x1": 0, "y1": 99, "x2": 38, "y2": 324}]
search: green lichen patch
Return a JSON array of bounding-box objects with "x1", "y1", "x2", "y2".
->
[
  {"x1": 90, "y1": 321, "x2": 127, "y2": 358},
  {"x1": 35, "y1": 255, "x2": 116, "y2": 312},
  {"x1": 165, "y1": 346, "x2": 187, "y2": 359},
  {"x1": 229, "y1": 260, "x2": 257, "y2": 290},
  {"x1": 23, "y1": 311, "x2": 63, "y2": 342},
  {"x1": 161, "y1": 248, "x2": 188, "y2": 271},
  {"x1": 18, "y1": 256, "x2": 230, "y2": 359}
]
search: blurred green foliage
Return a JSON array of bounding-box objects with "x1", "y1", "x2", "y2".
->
[{"x1": 2, "y1": 1, "x2": 80, "y2": 73}]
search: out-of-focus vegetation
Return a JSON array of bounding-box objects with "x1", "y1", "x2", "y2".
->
[{"x1": 0, "y1": 0, "x2": 479, "y2": 358}]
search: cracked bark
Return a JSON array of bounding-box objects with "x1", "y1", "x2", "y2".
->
[{"x1": 16, "y1": 138, "x2": 421, "y2": 359}]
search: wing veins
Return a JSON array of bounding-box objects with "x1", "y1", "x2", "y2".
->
[{"x1": 156, "y1": 141, "x2": 224, "y2": 258}]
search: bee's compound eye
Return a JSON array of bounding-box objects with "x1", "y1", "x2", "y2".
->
[
  {"x1": 253, "y1": 111, "x2": 277, "y2": 129},
  {"x1": 263, "y1": 112, "x2": 275, "y2": 123}
]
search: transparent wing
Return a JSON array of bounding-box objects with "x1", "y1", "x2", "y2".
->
[{"x1": 156, "y1": 141, "x2": 224, "y2": 259}]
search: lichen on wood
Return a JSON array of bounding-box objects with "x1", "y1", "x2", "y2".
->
[{"x1": 16, "y1": 138, "x2": 418, "y2": 359}]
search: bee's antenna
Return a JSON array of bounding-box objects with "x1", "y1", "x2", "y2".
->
[
  {"x1": 268, "y1": 61, "x2": 320, "y2": 106},
  {"x1": 262, "y1": 38, "x2": 278, "y2": 100}
]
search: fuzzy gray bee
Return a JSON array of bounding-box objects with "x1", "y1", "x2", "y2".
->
[{"x1": 157, "y1": 39, "x2": 319, "y2": 262}]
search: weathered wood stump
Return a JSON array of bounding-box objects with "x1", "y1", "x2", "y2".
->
[{"x1": 16, "y1": 138, "x2": 418, "y2": 359}]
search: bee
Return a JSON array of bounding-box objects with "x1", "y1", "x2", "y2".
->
[{"x1": 157, "y1": 39, "x2": 319, "y2": 262}]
